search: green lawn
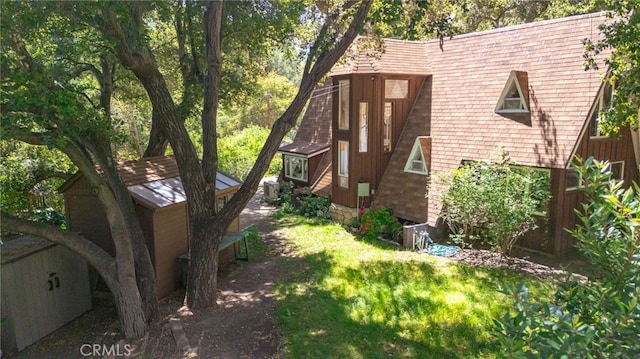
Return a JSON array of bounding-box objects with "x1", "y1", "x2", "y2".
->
[{"x1": 273, "y1": 217, "x2": 552, "y2": 358}]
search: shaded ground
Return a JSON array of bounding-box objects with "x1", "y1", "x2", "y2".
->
[{"x1": 9, "y1": 184, "x2": 588, "y2": 358}]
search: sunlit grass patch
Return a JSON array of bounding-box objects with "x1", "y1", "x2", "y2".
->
[{"x1": 274, "y1": 216, "x2": 552, "y2": 358}]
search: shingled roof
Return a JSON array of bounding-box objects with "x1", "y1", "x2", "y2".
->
[
  {"x1": 60, "y1": 156, "x2": 241, "y2": 210},
  {"x1": 330, "y1": 37, "x2": 430, "y2": 76},
  {"x1": 426, "y1": 13, "x2": 606, "y2": 171}
]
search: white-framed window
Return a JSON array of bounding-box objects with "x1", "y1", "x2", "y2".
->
[
  {"x1": 589, "y1": 81, "x2": 615, "y2": 138},
  {"x1": 383, "y1": 102, "x2": 392, "y2": 152},
  {"x1": 566, "y1": 160, "x2": 624, "y2": 191},
  {"x1": 495, "y1": 72, "x2": 529, "y2": 113},
  {"x1": 284, "y1": 155, "x2": 308, "y2": 181},
  {"x1": 338, "y1": 140, "x2": 349, "y2": 188},
  {"x1": 404, "y1": 138, "x2": 428, "y2": 175},
  {"x1": 566, "y1": 168, "x2": 583, "y2": 191},
  {"x1": 385, "y1": 79, "x2": 409, "y2": 99},
  {"x1": 609, "y1": 161, "x2": 624, "y2": 182},
  {"x1": 338, "y1": 79, "x2": 350, "y2": 130},
  {"x1": 359, "y1": 102, "x2": 368, "y2": 152}
]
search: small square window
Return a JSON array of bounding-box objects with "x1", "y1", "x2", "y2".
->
[{"x1": 610, "y1": 161, "x2": 624, "y2": 182}]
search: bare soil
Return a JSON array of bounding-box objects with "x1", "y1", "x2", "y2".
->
[{"x1": 8, "y1": 187, "x2": 587, "y2": 359}]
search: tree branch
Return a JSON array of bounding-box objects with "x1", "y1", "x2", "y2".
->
[{"x1": 1, "y1": 212, "x2": 118, "y2": 287}]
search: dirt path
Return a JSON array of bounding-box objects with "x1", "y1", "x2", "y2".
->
[{"x1": 11, "y1": 184, "x2": 290, "y2": 359}]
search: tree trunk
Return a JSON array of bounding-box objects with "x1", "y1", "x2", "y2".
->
[{"x1": 186, "y1": 216, "x2": 223, "y2": 307}]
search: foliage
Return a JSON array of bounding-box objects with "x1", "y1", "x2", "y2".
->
[
  {"x1": 433, "y1": 153, "x2": 549, "y2": 255},
  {"x1": 584, "y1": 2, "x2": 640, "y2": 136},
  {"x1": 297, "y1": 195, "x2": 331, "y2": 219},
  {"x1": 275, "y1": 215, "x2": 552, "y2": 358},
  {"x1": 0, "y1": 141, "x2": 74, "y2": 215},
  {"x1": 359, "y1": 206, "x2": 403, "y2": 241},
  {"x1": 217, "y1": 125, "x2": 282, "y2": 180},
  {"x1": 218, "y1": 72, "x2": 299, "y2": 136},
  {"x1": 492, "y1": 157, "x2": 640, "y2": 358},
  {"x1": 27, "y1": 208, "x2": 66, "y2": 228}
]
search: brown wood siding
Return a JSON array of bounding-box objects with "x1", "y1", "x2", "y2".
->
[
  {"x1": 332, "y1": 74, "x2": 425, "y2": 209},
  {"x1": 554, "y1": 126, "x2": 639, "y2": 256},
  {"x1": 153, "y1": 204, "x2": 189, "y2": 298},
  {"x1": 64, "y1": 191, "x2": 115, "y2": 256}
]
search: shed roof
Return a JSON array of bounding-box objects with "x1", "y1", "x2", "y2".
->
[
  {"x1": 331, "y1": 37, "x2": 430, "y2": 76},
  {"x1": 60, "y1": 156, "x2": 242, "y2": 210}
]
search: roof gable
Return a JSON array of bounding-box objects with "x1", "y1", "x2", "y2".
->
[{"x1": 426, "y1": 12, "x2": 608, "y2": 169}]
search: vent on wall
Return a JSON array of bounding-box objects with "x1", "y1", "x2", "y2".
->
[{"x1": 263, "y1": 180, "x2": 280, "y2": 203}]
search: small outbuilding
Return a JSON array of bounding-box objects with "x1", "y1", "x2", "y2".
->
[
  {"x1": 60, "y1": 156, "x2": 242, "y2": 298},
  {"x1": 1, "y1": 235, "x2": 92, "y2": 352}
]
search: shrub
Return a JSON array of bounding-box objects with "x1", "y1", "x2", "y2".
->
[
  {"x1": 492, "y1": 157, "x2": 640, "y2": 358},
  {"x1": 359, "y1": 207, "x2": 403, "y2": 241},
  {"x1": 432, "y1": 150, "x2": 549, "y2": 255},
  {"x1": 297, "y1": 195, "x2": 331, "y2": 219}
]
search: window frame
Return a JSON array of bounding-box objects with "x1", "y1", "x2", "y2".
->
[
  {"x1": 565, "y1": 168, "x2": 584, "y2": 191},
  {"x1": 495, "y1": 73, "x2": 529, "y2": 114},
  {"x1": 609, "y1": 161, "x2": 624, "y2": 183},
  {"x1": 383, "y1": 102, "x2": 392, "y2": 152},
  {"x1": 404, "y1": 138, "x2": 428, "y2": 175},
  {"x1": 283, "y1": 154, "x2": 308, "y2": 182},
  {"x1": 359, "y1": 102, "x2": 368, "y2": 153},
  {"x1": 385, "y1": 79, "x2": 409, "y2": 99},
  {"x1": 589, "y1": 82, "x2": 615, "y2": 139},
  {"x1": 338, "y1": 140, "x2": 349, "y2": 188},
  {"x1": 338, "y1": 79, "x2": 350, "y2": 130}
]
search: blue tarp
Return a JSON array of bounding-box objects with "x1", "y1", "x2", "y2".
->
[{"x1": 420, "y1": 243, "x2": 461, "y2": 257}]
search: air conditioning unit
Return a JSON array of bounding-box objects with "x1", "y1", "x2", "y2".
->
[{"x1": 263, "y1": 180, "x2": 280, "y2": 203}]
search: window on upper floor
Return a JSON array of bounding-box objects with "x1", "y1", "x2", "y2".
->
[
  {"x1": 404, "y1": 137, "x2": 428, "y2": 175},
  {"x1": 385, "y1": 79, "x2": 408, "y2": 99},
  {"x1": 496, "y1": 71, "x2": 529, "y2": 113},
  {"x1": 338, "y1": 80, "x2": 350, "y2": 130},
  {"x1": 589, "y1": 81, "x2": 615, "y2": 138},
  {"x1": 284, "y1": 155, "x2": 308, "y2": 182}
]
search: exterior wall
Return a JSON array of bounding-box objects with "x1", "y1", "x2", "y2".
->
[
  {"x1": 332, "y1": 74, "x2": 425, "y2": 209},
  {"x1": 554, "y1": 126, "x2": 639, "y2": 256},
  {"x1": 329, "y1": 203, "x2": 358, "y2": 225},
  {"x1": 64, "y1": 177, "x2": 115, "y2": 256},
  {"x1": 375, "y1": 77, "x2": 432, "y2": 223},
  {"x1": 153, "y1": 204, "x2": 189, "y2": 298}
]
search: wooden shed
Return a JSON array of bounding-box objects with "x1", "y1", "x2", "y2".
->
[
  {"x1": 60, "y1": 156, "x2": 242, "y2": 298},
  {"x1": 1, "y1": 235, "x2": 92, "y2": 352}
]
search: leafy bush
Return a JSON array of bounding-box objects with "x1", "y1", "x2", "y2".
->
[
  {"x1": 298, "y1": 195, "x2": 331, "y2": 219},
  {"x1": 492, "y1": 157, "x2": 640, "y2": 358},
  {"x1": 359, "y1": 207, "x2": 403, "y2": 241},
  {"x1": 217, "y1": 125, "x2": 282, "y2": 180},
  {"x1": 432, "y1": 151, "x2": 549, "y2": 255},
  {"x1": 28, "y1": 207, "x2": 66, "y2": 228}
]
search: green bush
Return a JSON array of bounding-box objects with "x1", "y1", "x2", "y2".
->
[
  {"x1": 217, "y1": 125, "x2": 282, "y2": 180},
  {"x1": 359, "y1": 207, "x2": 403, "y2": 241},
  {"x1": 492, "y1": 157, "x2": 640, "y2": 358},
  {"x1": 297, "y1": 195, "x2": 331, "y2": 219},
  {"x1": 433, "y1": 151, "x2": 549, "y2": 255}
]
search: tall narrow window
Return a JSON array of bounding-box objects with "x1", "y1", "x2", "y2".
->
[
  {"x1": 338, "y1": 141, "x2": 349, "y2": 188},
  {"x1": 338, "y1": 80, "x2": 350, "y2": 130},
  {"x1": 359, "y1": 102, "x2": 368, "y2": 152},
  {"x1": 383, "y1": 102, "x2": 392, "y2": 152}
]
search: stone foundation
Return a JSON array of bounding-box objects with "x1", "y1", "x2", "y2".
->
[{"x1": 329, "y1": 203, "x2": 358, "y2": 225}]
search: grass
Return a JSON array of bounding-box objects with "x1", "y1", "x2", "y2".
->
[{"x1": 273, "y1": 216, "x2": 553, "y2": 358}]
